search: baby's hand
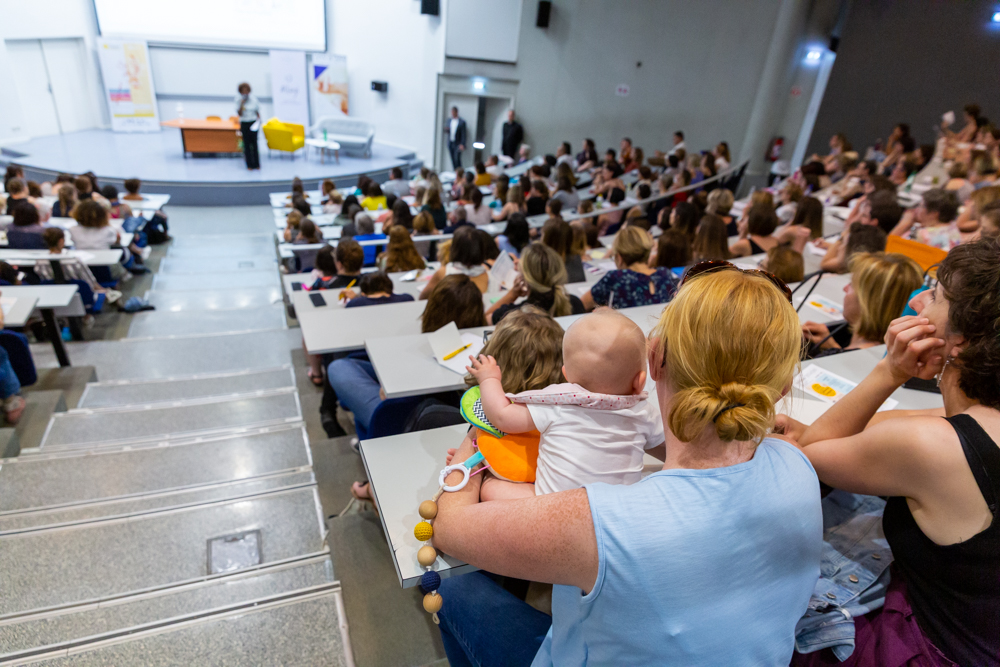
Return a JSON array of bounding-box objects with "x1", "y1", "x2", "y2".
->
[{"x1": 466, "y1": 354, "x2": 502, "y2": 383}]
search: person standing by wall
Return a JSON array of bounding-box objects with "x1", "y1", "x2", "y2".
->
[
  {"x1": 501, "y1": 109, "x2": 524, "y2": 161},
  {"x1": 445, "y1": 106, "x2": 467, "y2": 171},
  {"x1": 236, "y1": 82, "x2": 261, "y2": 171}
]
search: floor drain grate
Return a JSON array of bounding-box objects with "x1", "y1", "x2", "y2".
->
[{"x1": 207, "y1": 529, "x2": 262, "y2": 574}]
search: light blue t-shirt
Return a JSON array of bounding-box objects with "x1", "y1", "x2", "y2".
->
[{"x1": 532, "y1": 438, "x2": 822, "y2": 667}]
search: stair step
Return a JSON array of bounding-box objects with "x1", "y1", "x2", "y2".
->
[
  {"x1": 78, "y1": 367, "x2": 295, "y2": 409},
  {"x1": 30, "y1": 365, "x2": 98, "y2": 409},
  {"x1": 143, "y1": 286, "x2": 283, "y2": 312},
  {"x1": 152, "y1": 270, "x2": 279, "y2": 291},
  {"x1": 1, "y1": 425, "x2": 311, "y2": 513},
  {"x1": 127, "y1": 303, "x2": 287, "y2": 338},
  {"x1": 0, "y1": 485, "x2": 325, "y2": 617},
  {"x1": 168, "y1": 235, "x2": 275, "y2": 254},
  {"x1": 159, "y1": 255, "x2": 278, "y2": 274},
  {"x1": 16, "y1": 389, "x2": 67, "y2": 453},
  {"x1": 31, "y1": 329, "x2": 302, "y2": 381},
  {"x1": 0, "y1": 427, "x2": 17, "y2": 458},
  {"x1": 0, "y1": 556, "x2": 335, "y2": 660},
  {"x1": 0, "y1": 470, "x2": 316, "y2": 534},
  {"x1": 4, "y1": 583, "x2": 350, "y2": 666},
  {"x1": 40, "y1": 389, "x2": 301, "y2": 450}
]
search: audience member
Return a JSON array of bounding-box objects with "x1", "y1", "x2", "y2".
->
[
  {"x1": 760, "y1": 245, "x2": 804, "y2": 284},
  {"x1": 341, "y1": 271, "x2": 415, "y2": 307},
  {"x1": 52, "y1": 183, "x2": 78, "y2": 218},
  {"x1": 421, "y1": 188, "x2": 448, "y2": 229},
  {"x1": 7, "y1": 201, "x2": 48, "y2": 249},
  {"x1": 786, "y1": 238, "x2": 1000, "y2": 667},
  {"x1": 492, "y1": 185, "x2": 526, "y2": 222},
  {"x1": 420, "y1": 225, "x2": 490, "y2": 298},
  {"x1": 803, "y1": 252, "x2": 922, "y2": 358},
  {"x1": 654, "y1": 229, "x2": 692, "y2": 270},
  {"x1": 692, "y1": 214, "x2": 731, "y2": 262},
  {"x1": 891, "y1": 188, "x2": 961, "y2": 250},
  {"x1": 436, "y1": 266, "x2": 820, "y2": 667},
  {"x1": 730, "y1": 203, "x2": 780, "y2": 257},
  {"x1": 487, "y1": 242, "x2": 584, "y2": 325},
  {"x1": 4, "y1": 178, "x2": 28, "y2": 214},
  {"x1": 382, "y1": 168, "x2": 411, "y2": 198},
  {"x1": 540, "y1": 217, "x2": 585, "y2": 283},
  {"x1": 583, "y1": 226, "x2": 676, "y2": 309}
]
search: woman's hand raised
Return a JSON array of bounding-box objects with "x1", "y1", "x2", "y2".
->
[{"x1": 882, "y1": 316, "x2": 946, "y2": 383}]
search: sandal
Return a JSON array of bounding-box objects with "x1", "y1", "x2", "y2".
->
[
  {"x1": 306, "y1": 369, "x2": 324, "y2": 387},
  {"x1": 3, "y1": 395, "x2": 26, "y2": 425},
  {"x1": 336, "y1": 480, "x2": 378, "y2": 517}
]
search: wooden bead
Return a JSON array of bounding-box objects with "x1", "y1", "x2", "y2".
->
[
  {"x1": 419, "y1": 500, "x2": 438, "y2": 520},
  {"x1": 414, "y1": 521, "x2": 434, "y2": 542},
  {"x1": 417, "y1": 545, "x2": 438, "y2": 567},
  {"x1": 423, "y1": 591, "x2": 443, "y2": 613}
]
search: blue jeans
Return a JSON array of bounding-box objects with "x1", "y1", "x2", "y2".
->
[
  {"x1": 0, "y1": 347, "x2": 21, "y2": 400},
  {"x1": 437, "y1": 572, "x2": 551, "y2": 667},
  {"x1": 327, "y1": 358, "x2": 382, "y2": 432}
]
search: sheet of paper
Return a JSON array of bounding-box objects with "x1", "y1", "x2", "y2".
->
[
  {"x1": 793, "y1": 364, "x2": 898, "y2": 411},
  {"x1": 804, "y1": 294, "x2": 843, "y2": 318},
  {"x1": 489, "y1": 250, "x2": 518, "y2": 290},
  {"x1": 435, "y1": 332, "x2": 486, "y2": 376},
  {"x1": 775, "y1": 395, "x2": 831, "y2": 426},
  {"x1": 0, "y1": 297, "x2": 15, "y2": 318},
  {"x1": 428, "y1": 322, "x2": 464, "y2": 361},
  {"x1": 805, "y1": 241, "x2": 827, "y2": 257},
  {"x1": 398, "y1": 269, "x2": 421, "y2": 282}
]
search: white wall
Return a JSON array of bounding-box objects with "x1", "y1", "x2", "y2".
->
[
  {"x1": 0, "y1": 0, "x2": 108, "y2": 145},
  {"x1": 328, "y1": 0, "x2": 445, "y2": 161}
]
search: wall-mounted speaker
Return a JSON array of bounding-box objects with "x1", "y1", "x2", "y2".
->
[
  {"x1": 371, "y1": 81, "x2": 388, "y2": 93},
  {"x1": 536, "y1": 1, "x2": 552, "y2": 28},
  {"x1": 421, "y1": 0, "x2": 439, "y2": 16}
]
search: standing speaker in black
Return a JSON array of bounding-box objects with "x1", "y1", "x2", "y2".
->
[
  {"x1": 421, "y1": 0, "x2": 439, "y2": 16},
  {"x1": 536, "y1": 1, "x2": 551, "y2": 27}
]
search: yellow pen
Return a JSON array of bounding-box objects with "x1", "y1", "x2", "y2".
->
[
  {"x1": 338, "y1": 278, "x2": 358, "y2": 300},
  {"x1": 442, "y1": 342, "x2": 473, "y2": 360}
]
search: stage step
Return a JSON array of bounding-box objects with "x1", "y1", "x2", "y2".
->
[
  {"x1": 152, "y1": 269, "x2": 280, "y2": 291},
  {"x1": 0, "y1": 469, "x2": 315, "y2": 533},
  {"x1": 39, "y1": 388, "x2": 301, "y2": 450},
  {"x1": 0, "y1": 555, "x2": 334, "y2": 661},
  {"x1": 158, "y1": 255, "x2": 278, "y2": 274},
  {"x1": 127, "y1": 303, "x2": 287, "y2": 338},
  {"x1": 1, "y1": 425, "x2": 311, "y2": 513},
  {"x1": 5, "y1": 583, "x2": 350, "y2": 666},
  {"x1": 0, "y1": 485, "x2": 325, "y2": 617},
  {"x1": 78, "y1": 367, "x2": 295, "y2": 408},
  {"x1": 31, "y1": 329, "x2": 301, "y2": 381},
  {"x1": 143, "y1": 285, "x2": 283, "y2": 311}
]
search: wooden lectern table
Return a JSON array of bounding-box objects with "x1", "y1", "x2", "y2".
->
[{"x1": 161, "y1": 118, "x2": 241, "y2": 157}]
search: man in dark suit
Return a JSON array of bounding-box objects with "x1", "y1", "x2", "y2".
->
[
  {"x1": 501, "y1": 109, "x2": 524, "y2": 161},
  {"x1": 445, "y1": 106, "x2": 467, "y2": 170}
]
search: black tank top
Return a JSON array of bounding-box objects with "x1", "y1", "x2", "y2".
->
[{"x1": 882, "y1": 414, "x2": 1000, "y2": 666}]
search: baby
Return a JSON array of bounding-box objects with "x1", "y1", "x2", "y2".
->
[{"x1": 467, "y1": 308, "x2": 664, "y2": 497}]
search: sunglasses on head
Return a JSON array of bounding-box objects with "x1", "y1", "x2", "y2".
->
[
  {"x1": 680, "y1": 260, "x2": 793, "y2": 302},
  {"x1": 659, "y1": 261, "x2": 793, "y2": 369}
]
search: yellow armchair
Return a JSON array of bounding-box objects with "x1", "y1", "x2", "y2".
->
[{"x1": 262, "y1": 117, "x2": 305, "y2": 158}]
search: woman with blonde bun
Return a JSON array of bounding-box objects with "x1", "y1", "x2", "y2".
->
[{"x1": 431, "y1": 263, "x2": 822, "y2": 667}]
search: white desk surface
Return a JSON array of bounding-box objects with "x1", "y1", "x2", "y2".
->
[
  {"x1": 368, "y1": 303, "x2": 668, "y2": 399},
  {"x1": 0, "y1": 249, "x2": 123, "y2": 267},
  {"x1": 295, "y1": 292, "x2": 429, "y2": 355},
  {"x1": 361, "y1": 424, "x2": 478, "y2": 588},
  {"x1": 362, "y1": 344, "x2": 944, "y2": 588},
  {"x1": 1, "y1": 284, "x2": 79, "y2": 309},
  {"x1": 1, "y1": 294, "x2": 39, "y2": 327},
  {"x1": 283, "y1": 264, "x2": 441, "y2": 300},
  {"x1": 791, "y1": 272, "x2": 851, "y2": 324}
]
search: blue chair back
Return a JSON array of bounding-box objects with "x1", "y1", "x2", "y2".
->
[
  {"x1": 7, "y1": 230, "x2": 47, "y2": 250},
  {"x1": 0, "y1": 331, "x2": 36, "y2": 387},
  {"x1": 354, "y1": 396, "x2": 423, "y2": 440}
]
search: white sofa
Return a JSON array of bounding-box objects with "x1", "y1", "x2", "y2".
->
[{"x1": 309, "y1": 117, "x2": 375, "y2": 157}]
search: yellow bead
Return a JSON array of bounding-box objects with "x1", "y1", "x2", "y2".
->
[
  {"x1": 414, "y1": 521, "x2": 434, "y2": 541},
  {"x1": 423, "y1": 591, "x2": 443, "y2": 613},
  {"x1": 417, "y1": 545, "x2": 438, "y2": 567},
  {"x1": 419, "y1": 500, "x2": 438, "y2": 520}
]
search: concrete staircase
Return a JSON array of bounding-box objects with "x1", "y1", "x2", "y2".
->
[{"x1": 1, "y1": 222, "x2": 354, "y2": 665}]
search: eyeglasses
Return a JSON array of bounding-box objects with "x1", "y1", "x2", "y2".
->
[{"x1": 680, "y1": 260, "x2": 793, "y2": 303}]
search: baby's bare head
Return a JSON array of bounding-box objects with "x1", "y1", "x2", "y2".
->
[{"x1": 563, "y1": 308, "x2": 647, "y2": 395}]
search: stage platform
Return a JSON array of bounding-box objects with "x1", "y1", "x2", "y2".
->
[{"x1": 2, "y1": 129, "x2": 420, "y2": 206}]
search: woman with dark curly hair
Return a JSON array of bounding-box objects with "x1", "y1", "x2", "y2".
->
[{"x1": 784, "y1": 237, "x2": 1000, "y2": 666}]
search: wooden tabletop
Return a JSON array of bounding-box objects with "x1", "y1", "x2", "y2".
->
[{"x1": 161, "y1": 119, "x2": 239, "y2": 130}]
